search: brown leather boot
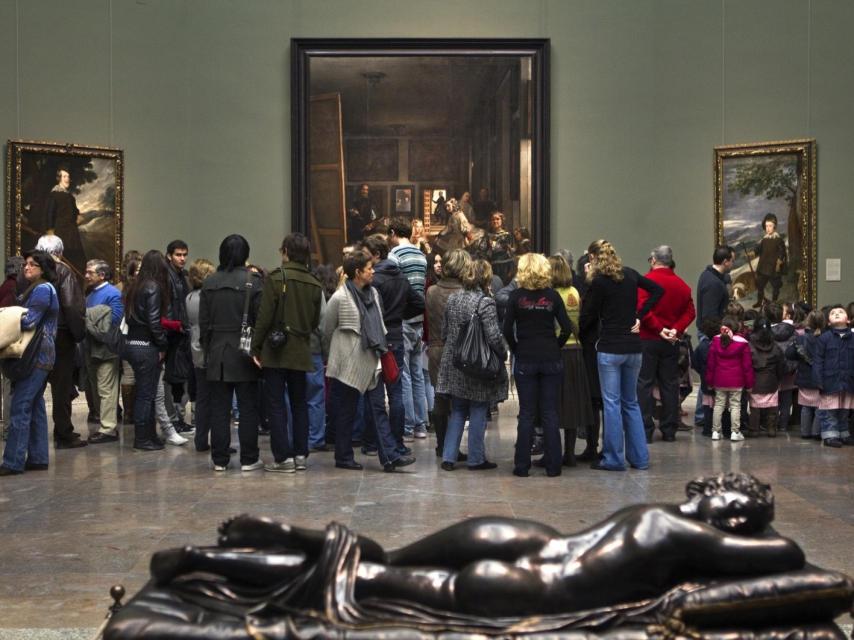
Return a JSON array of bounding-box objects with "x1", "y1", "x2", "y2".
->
[
  {"x1": 746, "y1": 409, "x2": 761, "y2": 437},
  {"x1": 765, "y1": 409, "x2": 778, "y2": 437},
  {"x1": 121, "y1": 384, "x2": 136, "y2": 424}
]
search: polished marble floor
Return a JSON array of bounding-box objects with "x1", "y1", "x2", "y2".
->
[{"x1": 0, "y1": 393, "x2": 852, "y2": 635}]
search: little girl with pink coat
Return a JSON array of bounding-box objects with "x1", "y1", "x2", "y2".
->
[{"x1": 705, "y1": 317, "x2": 755, "y2": 441}]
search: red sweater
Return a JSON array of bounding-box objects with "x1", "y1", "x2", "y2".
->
[{"x1": 636, "y1": 267, "x2": 695, "y2": 340}]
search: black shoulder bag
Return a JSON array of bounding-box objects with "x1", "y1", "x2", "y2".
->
[
  {"x1": 3, "y1": 286, "x2": 54, "y2": 382},
  {"x1": 266, "y1": 268, "x2": 288, "y2": 350},
  {"x1": 453, "y1": 296, "x2": 503, "y2": 381}
]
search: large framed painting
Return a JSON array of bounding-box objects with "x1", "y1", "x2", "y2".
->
[
  {"x1": 714, "y1": 139, "x2": 816, "y2": 308},
  {"x1": 292, "y1": 38, "x2": 550, "y2": 264},
  {"x1": 5, "y1": 140, "x2": 124, "y2": 280}
]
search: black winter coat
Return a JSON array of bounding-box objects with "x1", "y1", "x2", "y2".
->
[
  {"x1": 812, "y1": 328, "x2": 854, "y2": 394},
  {"x1": 771, "y1": 322, "x2": 798, "y2": 375},
  {"x1": 371, "y1": 259, "x2": 424, "y2": 346},
  {"x1": 787, "y1": 332, "x2": 819, "y2": 390},
  {"x1": 749, "y1": 339, "x2": 786, "y2": 394},
  {"x1": 55, "y1": 259, "x2": 86, "y2": 341},
  {"x1": 199, "y1": 267, "x2": 262, "y2": 382}
]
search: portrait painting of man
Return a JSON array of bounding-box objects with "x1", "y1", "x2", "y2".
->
[{"x1": 6, "y1": 140, "x2": 124, "y2": 280}]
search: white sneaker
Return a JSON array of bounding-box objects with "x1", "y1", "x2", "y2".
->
[
  {"x1": 265, "y1": 458, "x2": 296, "y2": 473},
  {"x1": 241, "y1": 460, "x2": 264, "y2": 471},
  {"x1": 711, "y1": 431, "x2": 721, "y2": 441},
  {"x1": 294, "y1": 456, "x2": 307, "y2": 471},
  {"x1": 730, "y1": 431, "x2": 745, "y2": 442},
  {"x1": 163, "y1": 425, "x2": 188, "y2": 446},
  {"x1": 213, "y1": 464, "x2": 228, "y2": 472}
]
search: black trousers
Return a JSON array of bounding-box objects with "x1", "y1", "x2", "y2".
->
[
  {"x1": 209, "y1": 380, "x2": 260, "y2": 467},
  {"x1": 637, "y1": 339, "x2": 680, "y2": 439},
  {"x1": 193, "y1": 367, "x2": 212, "y2": 450},
  {"x1": 48, "y1": 329, "x2": 79, "y2": 442}
]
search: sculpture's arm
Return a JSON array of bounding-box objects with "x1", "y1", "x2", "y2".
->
[{"x1": 679, "y1": 521, "x2": 806, "y2": 575}]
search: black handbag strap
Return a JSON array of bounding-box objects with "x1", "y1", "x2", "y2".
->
[
  {"x1": 240, "y1": 270, "x2": 253, "y2": 329},
  {"x1": 273, "y1": 267, "x2": 288, "y2": 332},
  {"x1": 25, "y1": 284, "x2": 54, "y2": 332}
]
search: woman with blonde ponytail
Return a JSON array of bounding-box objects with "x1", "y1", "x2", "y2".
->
[{"x1": 578, "y1": 240, "x2": 663, "y2": 471}]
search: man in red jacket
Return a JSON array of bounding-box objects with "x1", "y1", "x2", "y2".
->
[{"x1": 637, "y1": 246, "x2": 696, "y2": 443}]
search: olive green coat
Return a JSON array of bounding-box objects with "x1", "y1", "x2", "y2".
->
[{"x1": 251, "y1": 262, "x2": 322, "y2": 372}]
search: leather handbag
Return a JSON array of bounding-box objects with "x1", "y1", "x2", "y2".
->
[
  {"x1": 453, "y1": 296, "x2": 503, "y2": 380},
  {"x1": 380, "y1": 350, "x2": 399, "y2": 385}
]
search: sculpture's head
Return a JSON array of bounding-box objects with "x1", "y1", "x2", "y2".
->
[{"x1": 685, "y1": 473, "x2": 773, "y2": 534}]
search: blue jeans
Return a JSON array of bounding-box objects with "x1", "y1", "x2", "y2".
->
[
  {"x1": 444, "y1": 396, "x2": 488, "y2": 466},
  {"x1": 818, "y1": 408, "x2": 850, "y2": 440},
  {"x1": 386, "y1": 344, "x2": 406, "y2": 448},
  {"x1": 800, "y1": 405, "x2": 820, "y2": 438},
  {"x1": 124, "y1": 344, "x2": 161, "y2": 436},
  {"x1": 401, "y1": 322, "x2": 427, "y2": 432},
  {"x1": 364, "y1": 381, "x2": 405, "y2": 465},
  {"x1": 597, "y1": 352, "x2": 649, "y2": 471},
  {"x1": 264, "y1": 367, "x2": 308, "y2": 461},
  {"x1": 2, "y1": 367, "x2": 50, "y2": 472},
  {"x1": 306, "y1": 354, "x2": 326, "y2": 449},
  {"x1": 513, "y1": 359, "x2": 563, "y2": 475}
]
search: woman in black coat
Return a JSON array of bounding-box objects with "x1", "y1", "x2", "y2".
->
[
  {"x1": 123, "y1": 250, "x2": 170, "y2": 451},
  {"x1": 199, "y1": 235, "x2": 263, "y2": 472}
]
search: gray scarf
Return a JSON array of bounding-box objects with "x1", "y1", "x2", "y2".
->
[{"x1": 345, "y1": 280, "x2": 387, "y2": 356}]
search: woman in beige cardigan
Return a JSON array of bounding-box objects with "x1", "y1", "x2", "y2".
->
[{"x1": 323, "y1": 251, "x2": 415, "y2": 472}]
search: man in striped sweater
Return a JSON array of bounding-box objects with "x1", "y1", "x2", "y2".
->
[{"x1": 388, "y1": 217, "x2": 429, "y2": 440}]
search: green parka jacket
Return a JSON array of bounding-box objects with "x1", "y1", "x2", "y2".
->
[{"x1": 251, "y1": 262, "x2": 322, "y2": 372}]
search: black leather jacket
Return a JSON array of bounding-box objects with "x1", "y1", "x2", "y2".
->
[
  {"x1": 126, "y1": 280, "x2": 168, "y2": 349},
  {"x1": 54, "y1": 259, "x2": 86, "y2": 341}
]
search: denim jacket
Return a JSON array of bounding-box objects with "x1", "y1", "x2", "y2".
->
[{"x1": 20, "y1": 282, "x2": 59, "y2": 370}]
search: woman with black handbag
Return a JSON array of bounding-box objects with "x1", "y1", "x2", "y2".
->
[
  {"x1": 1, "y1": 250, "x2": 59, "y2": 476},
  {"x1": 503, "y1": 253, "x2": 574, "y2": 478},
  {"x1": 436, "y1": 259, "x2": 507, "y2": 471}
]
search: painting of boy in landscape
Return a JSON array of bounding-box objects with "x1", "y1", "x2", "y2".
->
[{"x1": 715, "y1": 140, "x2": 816, "y2": 308}]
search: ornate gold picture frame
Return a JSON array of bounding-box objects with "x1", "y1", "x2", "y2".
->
[
  {"x1": 714, "y1": 139, "x2": 816, "y2": 308},
  {"x1": 5, "y1": 139, "x2": 124, "y2": 280}
]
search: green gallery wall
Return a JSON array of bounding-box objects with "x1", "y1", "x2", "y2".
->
[{"x1": 1, "y1": 0, "x2": 852, "y2": 304}]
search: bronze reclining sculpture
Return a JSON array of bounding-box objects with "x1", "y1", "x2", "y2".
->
[{"x1": 104, "y1": 473, "x2": 854, "y2": 639}]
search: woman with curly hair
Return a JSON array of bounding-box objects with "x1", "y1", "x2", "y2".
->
[
  {"x1": 503, "y1": 253, "x2": 574, "y2": 477},
  {"x1": 578, "y1": 240, "x2": 663, "y2": 471}
]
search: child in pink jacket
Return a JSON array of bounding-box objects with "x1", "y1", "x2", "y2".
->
[{"x1": 705, "y1": 317, "x2": 755, "y2": 441}]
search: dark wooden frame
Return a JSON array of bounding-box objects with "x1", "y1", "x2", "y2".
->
[
  {"x1": 714, "y1": 139, "x2": 817, "y2": 308},
  {"x1": 291, "y1": 38, "x2": 550, "y2": 252},
  {"x1": 5, "y1": 139, "x2": 124, "y2": 281}
]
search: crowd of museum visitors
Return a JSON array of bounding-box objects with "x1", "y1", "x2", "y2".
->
[{"x1": 1, "y1": 216, "x2": 853, "y2": 477}]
